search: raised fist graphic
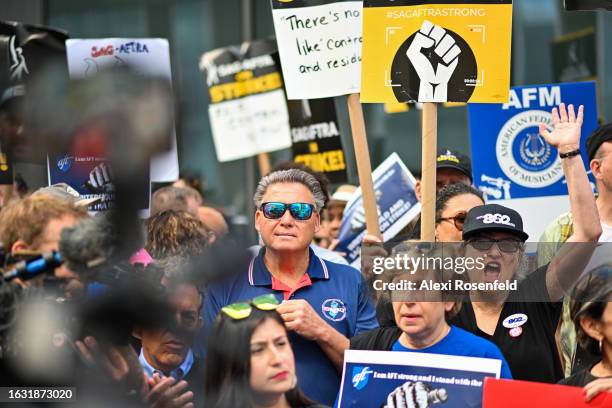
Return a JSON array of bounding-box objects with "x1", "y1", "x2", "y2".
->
[
  {"x1": 85, "y1": 162, "x2": 114, "y2": 194},
  {"x1": 406, "y1": 20, "x2": 461, "y2": 102},
  {"x1": 384, "y1": 381, "x2": 448, "y2": 408}
]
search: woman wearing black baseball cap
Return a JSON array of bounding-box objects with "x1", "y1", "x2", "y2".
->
[{"x1": 451, "y1": 104, "x2": 602, "y2": 384}]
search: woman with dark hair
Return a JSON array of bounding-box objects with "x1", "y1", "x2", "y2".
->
[
  {"x1": 435, "y1": 183, "x2": 484, "y2": 242},
  {"x1": 559, "y1": 265, "x2": 612, "y2": 401},
  {"x1": 451, "y1": 104, "x2": 602, "y2": 383},
  {"x1": 204, "y1": 294, "x2": 327, "y2": 408}
]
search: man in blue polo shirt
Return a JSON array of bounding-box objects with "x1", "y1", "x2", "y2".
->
[{"x1": 202, "y1": 169, "x2": 379, "y2": 406}]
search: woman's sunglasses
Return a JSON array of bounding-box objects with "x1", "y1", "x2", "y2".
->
[
  {"x1": 260, "y1": 202, "x2": 314, "y2": 220},
  {"x1": 437, "y1": 212, "x2": 467, "y2": 230},
  {"x1": 467, "y1": 238, "x2": 523, "y2": 253},
  {"x1": 221, "y1": 294, "x2": 280, "y2": 320}
]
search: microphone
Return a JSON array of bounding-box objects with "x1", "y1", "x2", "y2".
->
[
  {"x1": 3, "y1": 251, "x2": 63, "y2": 281},
  {"x1": 59, "y1": 215, "x2": 117, "y2": 276}
]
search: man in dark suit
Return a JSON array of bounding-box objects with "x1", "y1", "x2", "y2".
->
[{"x1": 134, "y1": 274, "x2": 205, "y2": 407}]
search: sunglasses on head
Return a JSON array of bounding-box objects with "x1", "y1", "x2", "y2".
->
[
  {"x1": 437, "y1": 211, "x2": 467, "y2": 230},
  {"x1": 467, "y1": 238, "x2": 523, "y2": 253},
  {"x1": 260, "y1": 202, "x2": 315, "y2": 220},
  {"x1": 221, "y1": 294, "x2": 280, "y2": 320}
]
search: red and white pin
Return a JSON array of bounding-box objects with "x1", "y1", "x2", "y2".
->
[
  {"x1": 503, "y1": 313, "x2": 527, "y2": 338},
  {"x1": 509, "y1": 326, "x2": 523, "y2": 338}
]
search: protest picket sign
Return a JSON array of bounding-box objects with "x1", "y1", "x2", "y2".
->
[
  {"x1": 347, "y1": 94, "x2": 381, "y2": 238},
  {"x1": 1, "y1": 21, "x2": 69, "y2": 165},
  {"x1": 258, "y1": 153, "x2": 272, "y2": 177},
  {"x1": 421, "y1": 102, "x2": 437, "y2": 241},
  {"x1": 289, "y1": 97, "x2": 348, "y2": 183},
  {"x1": 468, "y1": 82, "x2": 598, "y2": 239},
  {"x1": 336, "y1": 152, "x2": 420, "y2": 267},
  {"x1": 361, "y1": 0, "x2": 513, "y2": 241},
  {"x1": 270, "y1": 0, "x2": 363, "y2": 100},
  {"x1": 360, "y1": 0, "x2": 513, "y2": 104},
  {"x1": 482, "y1": 378, "x2": 611, "y2": 407},
  {"x1": 270, "y1": 0, "x2": 380, "y2": 236},
  {"x1": 65, "y1": 38, "x2": 179, "y2": 183},
  {"x1": 48, "y1": 154, "x2": 150, "y2": 213},
  {"x1": 338, "y1": 349, "x2": 501, "y2": 407},
  {"x1": 199, "y1": 39, "x2": 292, "y2": 169}
]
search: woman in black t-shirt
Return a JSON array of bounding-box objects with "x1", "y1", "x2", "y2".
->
[
  {"x1": 559, "y1": 266, "x2": 612, "y2": 402},
  {"x1": 450, "y1": 104, "x2": 602, "y2": 383}
]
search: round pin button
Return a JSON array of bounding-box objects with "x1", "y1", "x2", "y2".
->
[{"x1": 509, "y1": 326, "x2": 523, "y2": 338}]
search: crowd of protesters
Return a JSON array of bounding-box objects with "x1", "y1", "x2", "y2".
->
[{"x1": 0, "y1": 103, "x2": 611, "y2": 408}]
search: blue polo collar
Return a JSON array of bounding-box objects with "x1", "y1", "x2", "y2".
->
[{"x1": 249, "y1": 247, "x2": 330, "y2": 286}]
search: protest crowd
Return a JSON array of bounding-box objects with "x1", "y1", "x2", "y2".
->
[{"x1": 1, "y1": 1, "x2": 612, "y2": 408}]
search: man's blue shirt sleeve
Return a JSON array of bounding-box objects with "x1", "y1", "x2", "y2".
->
[{"x1": 354, "y1": 274, "x2": 379, "y2": 335}]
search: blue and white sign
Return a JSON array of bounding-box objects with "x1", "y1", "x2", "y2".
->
[
  {"x1": 66, "y1": 38, "x2": 179, "y2": 182},
  {"x1": 469, "y1": 82, "x2": 597, "y2": 200},
  {"x1": 468, "y1": 82, "x2": 598, "y2": 239},
  {"x1": 351, "y1": 366, "x2": 373, "y2": 391},
  {"x1": 338, "y1": 350, "x2": 502, "y2": 407},
  {"x1": 335, "y1": 152, "x2": 421, "y2": 267}
]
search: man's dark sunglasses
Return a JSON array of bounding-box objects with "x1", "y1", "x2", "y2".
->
[
  {"x1": 467, "y1": 238, "x2": 523, "y2": 253},
  {"x1": 260, "y1": 202, "x2": 315, "y2": 220}
]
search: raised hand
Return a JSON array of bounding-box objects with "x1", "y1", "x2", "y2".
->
[{"x1": 539, "y1": 103, "x2": 584, "y2": 152}]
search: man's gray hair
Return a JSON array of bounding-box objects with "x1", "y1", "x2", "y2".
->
[{"x1": 253, "y1": 169, "x2": 325, "y2": 211}]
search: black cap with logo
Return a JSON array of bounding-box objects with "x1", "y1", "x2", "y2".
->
[
  {"x1": 436, "y1": 149, "x2": 472, "y2": 182},
  {"x1": 585, "y1": 123, "x2": 612, "y2": 161},
  {"x1": 462, "y1": 204, "x2": 529, "y2": 241}
]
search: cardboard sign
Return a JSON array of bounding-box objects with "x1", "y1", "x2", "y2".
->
[
  {"x1": 200, "y1": 39, "x2": 292, "y2": 162},
  {"x1": 483, "y1": 378, "x2": 612, "y2": 407},
  {"x1": 335, "y1": 153, "x2": 420, "y2": 267},
  {"x1": 0, "y1": 21, "x2": 69, "y2": 164},
  {"x1": 289, "y1": 98, "x2": 348, "y2": 183},
  {"x1": 468, "y1": 82, "x2": 598, "y2": 239},
  {"x1": 361, "y1": 0, "x2": 513, "y2": 103},
  {"x1": 338, "y1": 350, "x2": 501, "y2": 407},
  {"x1": 47, "y1": 153, "x2": 150, "y2": 212},
  {"x1": 270, "y1": 0, "x2": 363, "y2": 99},
  {"x1": 65, "y1": 38, "x2": 179, "y2": 182}
]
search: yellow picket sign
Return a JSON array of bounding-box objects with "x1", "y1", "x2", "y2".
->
[{"x1": 361, "y1": 0, "x2": 512, "y2": 104}]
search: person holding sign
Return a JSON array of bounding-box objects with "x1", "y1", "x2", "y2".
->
[
  {"x1": 452, "y1": 104, "x2": 602, "y2": 383},
  {"x1": 349, "y1": 245, "x2": 511, "y2": 407},
  {"x1": 559, "y1": 265, "x2": 612, "y2": 402},
  {"x1": 202, "y1": 169, "x2": 378, "y2": 406}
]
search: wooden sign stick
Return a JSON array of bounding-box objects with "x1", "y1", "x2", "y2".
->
[
  {"x1": 347, "y1": 93, "x2": 381, "y2": 238},
  {"x1": 257, "y1": 152, "x2": 271, "y2": 176},
  {"x1": 420, "y1": 102, "x2": 438, "y2": 242}
]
